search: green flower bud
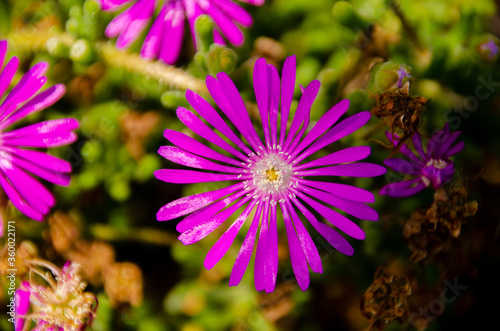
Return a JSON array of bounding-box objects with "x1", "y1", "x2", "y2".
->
[
  {"x1": 472, "y1": 34, "x2": 499, "y2": 63},
  {"x1": 194, "y1": 15, "x2": 215, "y2": 54},
  {"x1": 70, "y1": 38, "x2": 97, "y2": 65},
  {"x1": 81, "y1": 0, "x2": 101, "y2": 41},
  {"x1": 67, "y1": 6, "x2": 82, "y2": 37},
  {"x1": 204, "y1": 44, "x2": 237, "y2": 75},
  {"x1": 46, "y1": 37, "x2": 70, "y2": 58},
  {"x1": 373, "y1": 61, "x2": 412, "y2": 92}
]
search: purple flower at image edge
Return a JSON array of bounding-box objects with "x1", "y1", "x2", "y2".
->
[
  {"x1": 155, "y1": 55, "x2": 387, "y2": 292},
  {"x1": 380, "y1": 123, "x2": 464, "y2": 198},
  {"x1": 100, "y1": 0, "x2": 264, "y2": 65},
  {"x1": 0, "y1": 40, "x2": 78, "y2": 223}
]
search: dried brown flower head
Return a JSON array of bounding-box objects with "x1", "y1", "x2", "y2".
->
[
  {"x1": 372, "y1": 84, "x2": 427, "y2": 152},
  {"x1": 404, "y1": 186, "x2": 478, "y2": 262},
  {"x1": 103, "y1": 262, "x2": 143, "y2": 307},
  {"x1": 120, "y1": 110, "x2": 161, "y2": 160},
  {"x1": 0, "y1": 240, "x2": 38, "y2": 278},
  {"x1": 360, "y1": 267, "x2": 412, "y2": 330}
]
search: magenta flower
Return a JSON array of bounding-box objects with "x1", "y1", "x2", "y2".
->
[
  {"x1": 0, "y1": 40, "x2": 78, "y2": 222},
  {"x1": 100, "y1": 0, "x2": 264, "y2": 64},
  {"x1": 155, "y1": 55, "x2": 386, "y2": 292},
  {"x1": 380, "y1": 123, "x2": 464, "y2": 198}
]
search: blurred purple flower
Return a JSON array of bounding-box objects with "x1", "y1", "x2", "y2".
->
[
  {"x1": 100, "y1": 0, "x2": 264, "y2": 64},
  {"x1": 0, "y1": 40, "x2": 78, "y2": 222},
  {"x1": 380, "y1": 123, "x2": 464, "y2": 198},
  {"x1": 155, "y1": 55, "x2": 386, "y2": 292}
]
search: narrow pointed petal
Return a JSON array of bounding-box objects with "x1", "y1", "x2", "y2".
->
[
  {"x1": 3, "y1": 118, "x2": 79, "y2": 138},
  {"x1": 158, "y1": 146, "x2": 243, "y2": 173},
  {"x1": 299, "y1": 179, "x2": 375, "y2": 203},
  {"x1": 264, "y1": 202, "x2": 278, "y2": 293},
  {"x1": 186, "y1": 90, "x2": 252, "y2": 155},
  {"x1": 0, "y1": 85, "x2": 66, "y2": 130},
  {"x1": 295, "y1": 111, "x2": 371, "y2": 163},
  {"x1": 300, "y1": 186, "x2": 378, "y2": 221},
  {"x1": 285, "y1": 199, "x2": 322, "y2": 273},
  {"x1": 177, "y1": 107, "x2": 247, "y2": 161},
  {"x1": 7, "y1": 147, "x2": 72, "y2": 173},
  {"x1": 298, "y1": 162, "x2": 387, "y2": 177},
  {"x1": 229, "y1": 201, "x2": 263, "y2": 287},
  {"x1": 213, "y1": 0, "x2": 253, "y2": 27},
  {"x1": 443, "y1": 141, "x2": 464, "y2": 158},
  {"x1": 0, "y1": 172, "x2": 43, "y2": 221},
  {"x1": 176, "y1": 189, "x2": 247, "y2": 232},
  {"x1": 0, "y1": 57, "x2": 19, "y2": 98},
  {"x1": 179, "y1": 195, "x2": 251, "y2": 245},
  {"x1": 291, "y1": 196, "x2": 354, "y2": 256},
  {"x1": 280, "y1": 201, "x2": 310, "y2": 291},
  {"x1": 141, "y1": 6, "x2": 166, "y2": 60},
  {"x1": 295, "y1": 146, "x2": 371, "y2": 170},
  {"x1": 202, "y1": 2, "x2": 244, "y2": 46},
  {"x1": 297, "y1": 192, "x2": 365, "y2": 240},
  {"x1": 4, "y1": 131, "x2": 77, "y2": 148},
  {"x1": 379, "y1": 178, "x2": 427, "y2": 197},
  {"x1": 253, "y1": 58, "x2": 270, "y2": 146},
  {"x1": 204, "y1": 199, "x2": 257, "y2": 269},
  {"x1": 157, "y1": 182, "x2": 244, "y2": 221},
  {"x1": 159, "y1": 1, "x2": 185, "y2": 65},
  {"x1": 279, "y1": 56, "x2": 296, "y2": 146},
  {"x1": 154, "y1": 169, "x2": 247, "y2": 184},
  {"x1": 254, "y1": 202, "x2": 269, "y2": 291},
  {"x1": 383, "y1": 158, "x2": 419, "y2": 175},
  {"x1": 163, "y1": 129, "x2": 242, "y2": 167},
  {"x1": 284, "y1": 80, "x2": 320, "y2": 150},
  {"x1": 268, "y1": 64, "x2": 280, "y2": 147},
  {"x1": 292, "y1": 99, "x2": 349, "y2": 157}
]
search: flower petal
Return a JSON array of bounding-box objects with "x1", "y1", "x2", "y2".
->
[
  {"x1": 0, "y1": 85, "x2": 66, "y2": 130},
  {"x1": 296, "y1": 191, "x2": 365, "y2": 240},
  {"x1": 178, "y1": 195, "x2": 252, "y2": 245},
  {"x1": 154, "y1": 169, "x2": 247, "y2": 184},
  {"x1": 299, "y1": 186, "x2": 378, "y2": 221},
  {"x1": 279, "y1": 56, "x2": 296, "y2": 146},
  {"x1": 163, "y1": 129, "x2": 243, "y2": 167},
  {"x1": 159, "y1": 1, "x2": 185, "y2": 65},
  {"x1": 177, "y1": 107, "x2": 247, "y2": 161},
  {"x1": 379, "y1": 178, "x2": 427, "y2": 197},
  {"x1": 280, "y1": 200, "x2": 310, "y2": 291},
  {"x1": 253, "y1": 58, "x2": 270, "y2": 146},
  {"x1": 186, "y1": 90, "x2": 252, "y2": 155},
  {"x1": 383, "y1": 158, "x2": 419, "y2": 175},
  {"x1": 213, "y1": 0, "x2": 253, "y2": 27},
  {"x1": 0, "y1": 56, "x2": 19, "y2": 99},
  {"x1": 0, "y1": 172, "x2": 43, "y2": 221},
  {"x1": 291, "y1": 196, "x2": 354, "y2": 256},
  {"x1": 204, "y1": 199, "x2": 257, "y2": 269},
  {"x1": 299, "y1": 179, "x2": 375, "y2": 203},
  {"x1": 141, "y1": 5, "x2": 166, "y2": 60},
  {"x1": 291, "y1": 99, "x2": 349, "y2": 158},
  {"x1": 295, "y1": 111, "x2": 371, "y2": 163},
  {"x1": 158, "y1": 146, "x2": 243, "y2": 173},
  {"x1": 254, "y1": 202, "x2": 269, "y2": 291},
  {"x1": 176, "y1": 189, "x2": 247, "y2": 232},
  {"x1": 285, "y1": 199, "x2": 322, "y2": 273},
  {"x1": 295, "y1": 146, "x2": 371, "y2": 170},
  {"x1": 229, "y1": 200, "x2": 263, "y2": 287},
  {"x1": 298, "y1": 162, "x2": 387, "y2": 177},
  {"x1": 157, "y1": 182, "x2": 244, "y2": 221},
  {"x1": 284, "y1": 80, "x2": 320, "y2": 151}
]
